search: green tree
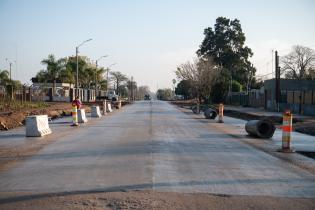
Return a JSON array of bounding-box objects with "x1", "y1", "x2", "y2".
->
[
  {"x1": 197, "y1": 17, "x2": 256, "y2": 84},
  {"x1": 64, "y1": 56, "x2": 89, "y2": 88},
  {"x1": 232, "y1": 80, "x2": 243, "y2": 92},
  {"x1": 156, "y1": 88, "x2": 173, "y2": 100},
  {"x1": 210, "y1": 68, "x2": 230, "y2": 103},
  {"x1": 175, "y1": 80, "x2": 194, "y2": 99},
  {"x1": 0, "y1": 70, "x2": 10, "y2": 85}
]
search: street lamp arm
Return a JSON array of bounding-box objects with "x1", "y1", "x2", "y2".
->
[
  {"x1": 77, "y1": 38, "x2": 93, "y2": 48},
  {"x1": 96, "y1": 55, "x2": 108, "y2": 63}
]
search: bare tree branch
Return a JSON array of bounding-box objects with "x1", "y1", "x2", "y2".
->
[{"x1": 281, "y1": 45, "x2": 315, "y2": 80}]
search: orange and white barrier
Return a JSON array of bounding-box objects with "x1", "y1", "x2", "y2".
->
[
  {"x1": 71, "y1": 105, "x2": 79, "y2": 126},
  {"x1": 280, "y1": 110, "x2": 294, "y2": 152},
  {"x1": 218, "y1": 103, "x2": 224, "y2": 123}
]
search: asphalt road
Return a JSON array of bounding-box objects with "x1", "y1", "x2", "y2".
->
[{"x1": 0, "y1": 100, "x2": 315, "y2": 198}]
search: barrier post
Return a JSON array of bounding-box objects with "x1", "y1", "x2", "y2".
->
[
  {"x1": 218, "y1": 103, "x2": 224, "y2": 123},
  {"x1": 279, "y1": 110, "x2": 294, "y2": 153},
  {"x1": 196, "y1": 102, "x2": 200, "y2": 114},
  {"x1": 118, "y1": 100, "x2": 122, "y2": 109},
  {"x1": 71, "y1": 105, "x2": 79, "y2": 126}
]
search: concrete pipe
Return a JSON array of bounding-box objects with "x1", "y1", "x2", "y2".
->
[
  {"x1": 204, "y1": 108, "x2": 217, "y2": 119},
  {"x1": 245, "y1": 120, "x2": 276, "y2": 139}
]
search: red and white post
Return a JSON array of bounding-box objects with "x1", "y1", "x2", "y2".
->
[
  {"x1": 218, "y1": 103, "x2": 224, "y2": 123},
  {"x1": 71, "y1": 105, "x2": 79, "y2": 126},
  {"x1": 280, "y1": 110, "x2": 294, "y2": 152}
]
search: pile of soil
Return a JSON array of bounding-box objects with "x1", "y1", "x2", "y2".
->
[{"x1": 0, "y1": 190, "x2": 314, "y2": 210}]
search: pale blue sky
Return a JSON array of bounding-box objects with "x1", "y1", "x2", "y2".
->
[{"x1": 1, "y1": 0, "x2": 314, "y2": 91}]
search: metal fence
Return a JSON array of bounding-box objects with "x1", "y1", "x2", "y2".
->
[
  {"x1": 226, "y1": 89, "x2": 315, "y2": 116},
  {"x1": 0, "y1": 85, "x2": 47, "y2": 112}
]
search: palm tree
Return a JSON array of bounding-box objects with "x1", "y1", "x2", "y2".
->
[
  {"x1": 96, "y1": 67, "x2": 106, "y2": 90},
  {"x1": 41, "y1": 54, "x2": 66, "y2": 95}
]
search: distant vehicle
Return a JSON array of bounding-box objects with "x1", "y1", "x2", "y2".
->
[
  {"x1": 144, "y1": 94, "x2": 151, "y2": 100},
  {"x1": 107, "y1": 90, "x2": 119, "y2": 101},
  {"x1": 97, "y1": 90, "x2": 119, "y2": 101}
]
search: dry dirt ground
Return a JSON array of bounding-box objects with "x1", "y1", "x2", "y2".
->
[
  {"x1": 0, "y1": 190, "x2": 314, "y2": 210},
  {"x1": 0, "y1": 102, "x2": 77, "y2": 131}
]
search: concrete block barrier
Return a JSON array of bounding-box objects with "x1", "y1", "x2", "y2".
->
[
  {"x1": 107, "y1": 103, "x2": 113, "y2": 113},
  {"x1": 26, "y1": 115, "x2": 52, "y2": 137},
  {"x1": 102, "y1": 100, "x2": 107, "y2": 115},
  {"x1": 117, "y1": 100, "x2": 122, "y2": 109},
  {"x1": 245, "y1": 120, "x2": 275, "y2": 139},
  {"x1": 204, "y1": 108, "x2": 217, "y2": 119},
  {"x1": 91, "y1": 106, "x2": 102, "y2": 118},
  {"x1": 78, "y1": 109, "x2": 88, "y2": 123}
]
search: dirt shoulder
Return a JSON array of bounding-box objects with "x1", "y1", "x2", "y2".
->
[
  {"x1": 0, "y1": 190, "x2": 314, "y2": 210},
  {"x1": 0, "y1": 102, "x2": 90, "y2": 171},
  {"x1": 0, "y1": 102, "x2": 77, "y2": 131}
]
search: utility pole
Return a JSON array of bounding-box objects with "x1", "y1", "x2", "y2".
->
[
  {"x1": 131, "y1": 76, "x2": 134, "y2": 101},
  {"x1": 76, "y1": 46, "x2": 79, "y2": 97},
  {"x1": 95, "y1": 55, "x2": 108, "y2": 100},
  {"x1": 271, "y1": 50, "x2": 274, "y2": 77},
  {"x1": 275, "y1": 51, "x2": 280, "y2": 112},
  {"x1": 6, "y1": 58, "x2": 14, "y2": 100},
  {"x1": 75, "y1": 39, "x2": 92, "y2": 98}
]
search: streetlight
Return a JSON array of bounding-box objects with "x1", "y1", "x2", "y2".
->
[
  {"x1": 75, "y1": 38, "x2": 92, "y2": 97},
  {"x1": 106, "y1": 63, "x2": 116, "y2": 91},
  {"x1": 95, "y1": 55, "x2": 108, "y2": 96}
]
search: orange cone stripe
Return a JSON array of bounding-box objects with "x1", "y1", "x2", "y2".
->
[{"x1": 282, "y1": 125, "x2": 292, "y2": 132}]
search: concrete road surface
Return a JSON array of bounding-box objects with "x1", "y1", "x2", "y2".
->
[{"x1": 0, "y1": 100, "x2": 315, "y2": 198}]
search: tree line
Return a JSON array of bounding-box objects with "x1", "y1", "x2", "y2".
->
[
  {"x1": 33, "y1": 54, "x2": 151, "y2": 99},
  {"x1": 174, "y1": 16, "x2": 315, "y2": 103}
]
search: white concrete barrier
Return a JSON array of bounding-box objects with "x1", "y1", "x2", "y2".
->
[
  {"x1": 117, "y1": 100, "x2": 122, "y2": 109},
  {"x1": 107, "y1": 103, "x2": 113, "y2": 113},
  {"x1": 78, "y1": 109, "x2": 88, "y2": 123},
  {"x1": 102, "y1": 100, "x2": 107, "y2": 115},
  {"x1": 91, "y1": 106, "x2": 102, "y2": 118},
  {"x1": 26, "y1": 115, "x2": 52, "y2": 137}
]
